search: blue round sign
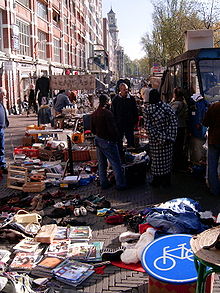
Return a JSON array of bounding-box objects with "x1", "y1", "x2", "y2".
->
[{"x1": 141, "y1": 234, "x2": 197, "y2": 284}]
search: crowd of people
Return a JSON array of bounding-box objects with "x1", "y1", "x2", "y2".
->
[{"x1": 0, "y1": 78, "x2": 220, "y2": 196}]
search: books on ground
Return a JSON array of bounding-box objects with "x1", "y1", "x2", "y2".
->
[
  {"x1": 53, "y1": 258, "x2": 94, "y2": 287},
  {"x1": 68, "y1": 226, "x2": 92, "y2": 242},
  {"x1": 9, "y1": 252, "x2": 39, "y2": 272},
  {"x1": 45, "y1": 240, "x2": 70, "y2": 256},
  {"x1": 54, "y1": 226, "x2": 68, "y2": 240},
  {"x1": 13, "y1": 237, "x2": 40, "y2": 253},
  {"x1": 31, "y1": 256, "x2": 64, "y2": 277}
]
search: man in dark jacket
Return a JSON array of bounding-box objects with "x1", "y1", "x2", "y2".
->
[
  {"x1": 91, "y1": 94, "x2": 126, "y2": 190},
  {"x1": 203, "y1": 101, "x2": 220, "y2": 196},
  {"x1": 111, "y1": 83, "x2": 138, "y2": 157},
  {"x1": 0, "y1": 87, "x2": 9, "y2": 174}
]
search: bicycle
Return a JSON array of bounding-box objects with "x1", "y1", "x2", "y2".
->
[{"x1": 154, "y1": 242, "x2": 194, "y2": 271}]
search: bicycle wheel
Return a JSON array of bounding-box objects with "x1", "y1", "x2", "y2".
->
[
  {"x1": 185, "y1": 248, "x2": 194, "y2": 262},
  {"x1": 154, "y1": 256, "x2": 176, "y2": 271}
]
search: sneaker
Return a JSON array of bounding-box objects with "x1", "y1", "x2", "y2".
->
[{"x1": 101, "y1": 247, "x2": 125, "y2": 261}]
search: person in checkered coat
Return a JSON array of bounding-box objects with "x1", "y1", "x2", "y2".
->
[{"x1": 144, "y1": 89, "x2": 177, "y2": 187}]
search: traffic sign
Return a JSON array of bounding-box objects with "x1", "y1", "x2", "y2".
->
[{"x1": 141, "y1": 234, "x2": 197, "y2": 284}]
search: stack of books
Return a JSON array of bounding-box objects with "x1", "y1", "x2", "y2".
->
[
  {"x1": 68, "y1": 241, "x2": 103, "y2": 261},
  {"x1": 9, "y1": 252, "x2": 40, "y2": 272},
  {"x1": 13, "y1": 237, "x2": 40, "y2": 253},
  {"x1": 68, "y1": 226, "x2": 92, "y2": 242},
  {"x1": 31, "y1": 255, "x2": 64, "y2": 278},
  {"x1": 45, "y1": 240, "x2": 70, "y2": 256},
  {"x1": 52, "y1": 258, "x2": 94, "y2": 287}
]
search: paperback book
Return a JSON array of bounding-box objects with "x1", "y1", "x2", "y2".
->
[
  {"x1": 31, "y1": 256, "x2": 64, "y2": 278},
  {"x1": 54, "y1": 226, "x2": 68, "y2": 240},
  {"x1": 45, "y1": 240, "x2": 70, "y2": 256},
  {"x1": 68, "y1": 226, "x2": 92, "y2": 242},
  {"x1": 53, "y1": 258, "x2": 94, "y2": 286},
  {"x1": 13, "y1": 237, "x2": 40, "y2": 253},
  {"x1": 9, "y1": 252, "x2": 39, "y2": 271}
]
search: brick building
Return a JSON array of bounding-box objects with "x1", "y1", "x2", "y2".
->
[{"x1": 0, "y1": 0, "x2": 118, "y2": 111}]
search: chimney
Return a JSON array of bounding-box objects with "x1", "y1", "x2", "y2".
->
[{"x1": 185, "y1": 30, "x2": 214, "y2": 51}]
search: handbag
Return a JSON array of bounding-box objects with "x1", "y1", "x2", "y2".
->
[{"x1": 14, "y1": 210, "x2": 42, "y2": 224}]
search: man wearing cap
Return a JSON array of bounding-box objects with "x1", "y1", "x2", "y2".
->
[
  {"x1": 0, "y1": 87, "x2": 9, "y2": 174},
  {"x1": 91, "y1": 94, "x2": 126, "y2": 190}
]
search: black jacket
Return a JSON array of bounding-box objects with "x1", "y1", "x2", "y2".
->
[{"x1": 111, "y1": 94, "x2": 138, "y2": 129}]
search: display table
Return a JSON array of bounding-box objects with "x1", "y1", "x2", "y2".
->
[
  {"x1": 26, "y1": 129, "x2": 73, "y2": 142},
  {"x1": 141, "y1": 234, "x2": 212, "y2": 293}
]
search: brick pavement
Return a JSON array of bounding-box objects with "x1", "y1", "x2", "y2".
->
[{"x1": 1, "y1": 115, "x2": 220, "y2": 292}]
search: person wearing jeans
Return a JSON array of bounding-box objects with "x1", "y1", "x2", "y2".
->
[
  {"x1": 0, "y1": 87, "x2": 9, "y2": 174},
  {"x1": 203, "y1": 101, "x2": 220, "y2": 196},
  {"x1": 91, "y1": 94, "x2": 126, "y2": 190}
]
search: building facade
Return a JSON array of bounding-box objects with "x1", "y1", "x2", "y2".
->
[{"x1": 0, "y1": 1, "x2": 123, "y2": 110}]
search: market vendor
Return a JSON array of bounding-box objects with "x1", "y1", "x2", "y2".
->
[{"x1": 54, "y1": 90, "x2": 72, "y2": 114}]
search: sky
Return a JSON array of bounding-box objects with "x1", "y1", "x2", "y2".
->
[{"x1": 102, "y1": 0, "x2": 153, "y2": 60}]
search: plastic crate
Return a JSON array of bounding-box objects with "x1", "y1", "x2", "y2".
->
[{"x1": 14, "y1": 147, "x2": 39, "y2": 158}]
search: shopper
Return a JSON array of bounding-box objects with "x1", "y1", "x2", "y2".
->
[
  {"x1": 0, "y1": 87, "x2": 9, "y2": 174},
  {"x1": 144, "y1": 89, "x2": 177, "y2": 187},
  {"x1": 170, "y1": 87, "x2": 188, "y2": 170},
  {"x1": 111, "y1": 82, "x2": 138, "y2": 158},
  {"x1": 203, "y1": 101, "x2": 220, "y2": 196},
  {"x1": 54, "y1": 90, "x2": 72, "y2": 114},
  {"x1": 91, "y1": 94, "x2": 126, "y2": 190}
]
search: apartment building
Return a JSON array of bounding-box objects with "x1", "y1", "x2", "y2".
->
[{"x1": 0, "y1": 0, "x2": 107, "y2": 111}]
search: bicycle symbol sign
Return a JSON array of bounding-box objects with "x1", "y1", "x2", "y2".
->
[
  {"x1": 141, "y1": 234, "x2": 197, "y2": 283},
  {"x1": 154, "y1": 242, "x2": 194, "y2": 271}
]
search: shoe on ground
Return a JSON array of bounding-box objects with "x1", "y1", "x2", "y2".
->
[
  {"x1": 79, "y1": 206, "x2": 87, "y2": 216},
  {"x1": 101, "y1": 247, "x2": 125, "y2": 261}
]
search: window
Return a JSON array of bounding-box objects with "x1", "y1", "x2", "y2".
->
[
  {"x1": 37, "y1": 1, "x2": 48, "y2": 20},
  {"x1": 53, "y1": 10, "x2": 60, "y2": 27},
  {"x1": 37, "y1": 30, "x2": 47, "y2": 60},
  {"x1": 16, "y1": 0, "x2": 30, "y2": 8},
  {"x1": 53, "y1": 38, "x2": 61, "y2": 62},
  {"x1": 63, "y1": 17, "x2": 68, "y2": 34},
  {"x1": 64, "y1": 43, "x2": 69, "y2": 65},
  {"x1": 16, "y1": 19, "x2": 30, "y2": 56}
]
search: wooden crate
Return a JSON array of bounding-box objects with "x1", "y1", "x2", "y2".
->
[
  {"x1": 23, "y1": 182, "x2": 45, "y2": 193},
  {"x1": 7, "y1": 165, "x2": 28, "y2": 190}
]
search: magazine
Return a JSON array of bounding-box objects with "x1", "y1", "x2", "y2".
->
[
  {"x1": 68, "y1": 243, "x2": 92, "y2": 260},
  {"x1": 45, "y1": 240, "x2": 70, "y2": 256},
  {"x1": 54, "y1": 226, "x2": 68, "y2": 240},
  {"x1": 0, "y1": 249, "x2": 11, "y2": 263},
  {"x1": 56, "y1": 269, "x2": 94, "y2": 287},
  {"x1": 68, "y1": 226, "x2": 92, "y2": 241},
  {"x1": 9, "y1": 252, "x2": 38, "y2": 271},
  {"x1": 87, "y1": 241, "x2": 104, "y2": 262},
  {"x1": 53, "y1": 259, "x2": 93, "y2": 282},
  {"x1": 13, "y1": 237, "x2": 40, "y2": 253}
]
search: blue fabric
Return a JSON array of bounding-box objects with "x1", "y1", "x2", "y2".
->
[
  {"x1": 142, "y1": 198, "x2": 207, "y2": 234},
  {"x1": 208, "y1": 144, "x2": 220, "y2": 195},
  {"x1": 188, "y1": 98, "x2": 208, "y2": 139},
  {"x1": 0, "y1": 128, "x2": 6, "y2": 168},
  {"x1": 95, "y1": 136, "x2": 126, "y2": 188},
  {"x1": 54, "y1": 93, "x2": 72, "y2": 113},
  {"x1": 0, "y1": 104, "x2": 5, "y2": 128}
]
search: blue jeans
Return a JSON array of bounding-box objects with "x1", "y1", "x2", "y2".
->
[
  {"x1": 95, "y1": 136, "x2": 126, "y2": 188},
  {"x1": 208, "y1": 144, "x2": 220, "y2": 196},
  {"x1": 0, "y1": 128, "x2": 6, "y2": 168}
]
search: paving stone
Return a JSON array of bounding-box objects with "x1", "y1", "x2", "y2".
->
[{"x1": 2, "y1": 115, "x2": 220, "y2": 293}]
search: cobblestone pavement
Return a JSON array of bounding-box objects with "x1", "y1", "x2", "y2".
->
[{"x1": 1, "y1": 115, "x2": 220, "y2": 292}]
